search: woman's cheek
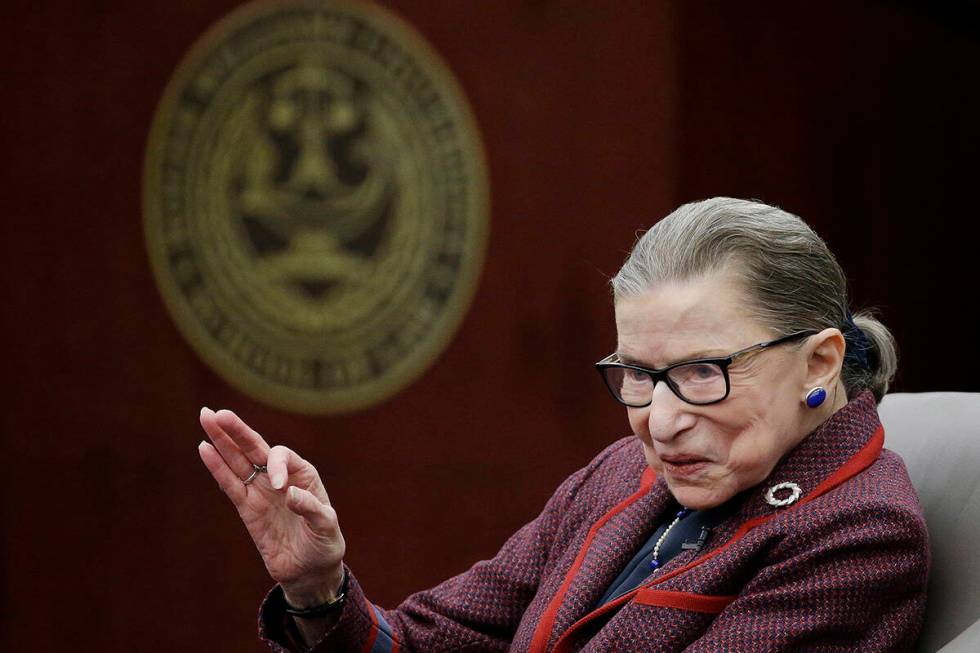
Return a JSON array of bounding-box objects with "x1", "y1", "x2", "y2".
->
[
  {"x1": 627, "y1": 408, "x2": 651, "y2": 441},
  {"x1": 642, "y1": 443, "x2": 664, "y2": 473},
  {"x1": 725, "y1": 440, "x2": 768, "y2": 488}
]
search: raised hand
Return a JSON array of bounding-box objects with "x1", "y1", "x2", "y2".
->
[{"x1": 197, "y1": 408, "x2": 346, "y2": 607}]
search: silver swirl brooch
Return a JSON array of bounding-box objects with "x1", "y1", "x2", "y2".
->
[{"x1": 764, "y1": 481, "x2": 803, "y2": 508}]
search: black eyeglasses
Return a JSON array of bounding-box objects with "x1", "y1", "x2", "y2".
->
[{"x1": 595, "y1": 331, "x2": 816, "y2": 407}]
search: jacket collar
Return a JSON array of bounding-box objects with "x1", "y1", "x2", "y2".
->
[{"x1": 533, "y1": 391, "x2": 884, "y2": 652}]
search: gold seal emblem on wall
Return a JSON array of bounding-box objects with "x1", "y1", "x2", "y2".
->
[{"x1": 144, "y1": 0, "x2": 489, "y2": 413}]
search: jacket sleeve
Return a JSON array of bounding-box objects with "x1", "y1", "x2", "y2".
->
[
  {"x1": 257, "y1": 439, "x2": 631, "y2": 653},
  {"x1": 683, "y1": 499, "x2": 930, "y2": 653}
]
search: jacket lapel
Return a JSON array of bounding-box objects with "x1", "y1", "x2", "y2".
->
[
  {"x1": 547, "y1": 391, "x2": 885, "y2": 652},
  {"x1": 561, "y1": 475, "x2": 671, "y2": 612},
  {"x1": 528, "y1": 467, "x2": 669, "y2": 652}
]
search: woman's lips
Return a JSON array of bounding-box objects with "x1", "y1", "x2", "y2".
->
[{"x1": 660, "y1": 455, "x2": 710, "y2": 477}]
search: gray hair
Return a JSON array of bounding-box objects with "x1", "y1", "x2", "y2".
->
[{"x1": 611, "y1": 197, "x2": 897, "y2": 402}]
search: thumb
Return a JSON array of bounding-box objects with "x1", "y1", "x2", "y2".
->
[{"x1": 286, "y1": 486, "x2": 339, "y2": 536}]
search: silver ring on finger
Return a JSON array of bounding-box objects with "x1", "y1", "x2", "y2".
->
[{"x1": 242, "y1": 463, "x2": 268, "y2": 486}]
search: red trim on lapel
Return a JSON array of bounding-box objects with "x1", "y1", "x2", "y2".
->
[
  {"x1": 633, "y1": 589, "x2": 735, "y2": 613},
  {"x1": 528, "y1": 467, "x2": 656, "y2": 653},
  {"x1": 806, "y1": 424, "x2": 884, "y2": 500},
  {"x1": 550, "y1": 425, "x2": 884, "y2": 653},
  {"x1": 360, "y1": 600, "x2": 380, "y2": 653},
  {"x1": 640, "y1": 466, "x2": 655, "y2": 486}
]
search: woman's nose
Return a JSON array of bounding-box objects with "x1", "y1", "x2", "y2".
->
[{"x1": 647, "y1": 380, "x2": 696, "y2": 442}]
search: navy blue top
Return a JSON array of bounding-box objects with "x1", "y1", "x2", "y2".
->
[{"x1": 594, "y1": 494, "x2": 746, "y2": 609}]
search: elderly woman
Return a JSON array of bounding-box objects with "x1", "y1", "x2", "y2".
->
[{"x1": 198, "y1": 197, "x2": 928, "y2": 652}]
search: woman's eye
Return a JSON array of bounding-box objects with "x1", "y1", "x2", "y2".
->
[
  {"x1": 692, "y1": 364, "x2": 717, "y2": 379},
  {"x1": 625, "y1": 369, "x2": 649, "y2": 383},
  {"x1": 674, "y1": 363, "x2": 721, "y2": 383}
]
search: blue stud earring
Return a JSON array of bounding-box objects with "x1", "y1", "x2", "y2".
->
[{"x1": 805, "y1": 387, "x2": 827, "y2": 408}]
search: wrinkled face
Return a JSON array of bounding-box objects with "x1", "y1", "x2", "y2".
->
[{"x1": 614, "y1": 273, "x2": 811, "y2": 510}]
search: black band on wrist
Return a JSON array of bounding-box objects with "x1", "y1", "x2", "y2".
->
[{"x1": 284, "y1": 569, "x2": 349, "y2": 618}]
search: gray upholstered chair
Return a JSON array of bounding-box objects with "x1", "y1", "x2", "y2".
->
[{"x1": 878, "y1": 392, "x2": 980, "y2": 652}]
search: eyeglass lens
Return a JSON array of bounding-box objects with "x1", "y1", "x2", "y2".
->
[{"x1": 603, "y1": 362, "x2": 727, "y2": 406}]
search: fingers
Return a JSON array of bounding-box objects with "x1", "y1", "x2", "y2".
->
[
  {"x1": 198, "y1": 408, "x2": 329, "y2": 506},
  {"x1": 212, "y1": 408, "x2": 272, "y2": 466},
  {"x1": 266, "y1": 445, "x2": 292, "y2": 490},
  {"x1": 199, "y1": 407, "x2": 255, "y2": 480},
  {"x1": 267, "y1": 445, "x2": 308, "y2": 490},
  {"x1": 267, "y1": 446, "x2": 332, "y2": 507},
  {"x1": 198, "y1": 440, "x2": 245, "y2": 504},
  {"x1": 286, "y1": 486, "x2": 340, "y2": 536}
]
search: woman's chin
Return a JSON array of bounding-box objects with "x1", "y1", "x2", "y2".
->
[{"x1": 667, "y1": 482, "x2": 731, "y2": 511}]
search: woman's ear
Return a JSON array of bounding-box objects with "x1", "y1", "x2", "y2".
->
[{"x1": 804, "y1": 328, "x2": 846, "y2": 389}]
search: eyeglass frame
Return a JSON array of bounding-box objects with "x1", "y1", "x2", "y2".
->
[{"x1": 595, "y1": 330, "x2": 818, "y2": 407}]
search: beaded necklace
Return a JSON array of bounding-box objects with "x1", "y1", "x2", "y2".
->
[{"x1": 649, "y1": 507, "x2": 692, "y2": 570}]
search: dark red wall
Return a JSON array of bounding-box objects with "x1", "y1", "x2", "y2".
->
[{"x1": 3, "y1": 2, "x2": 977, "y2": 650}]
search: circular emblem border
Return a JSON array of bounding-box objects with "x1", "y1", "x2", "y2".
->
[{"x1": 143, "y1": 0, "x2": 490, "y2": 414}]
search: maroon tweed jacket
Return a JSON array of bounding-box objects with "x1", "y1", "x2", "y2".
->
[{"x1": 258, "y1": 391, "x2": 929, "y2": 652}]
